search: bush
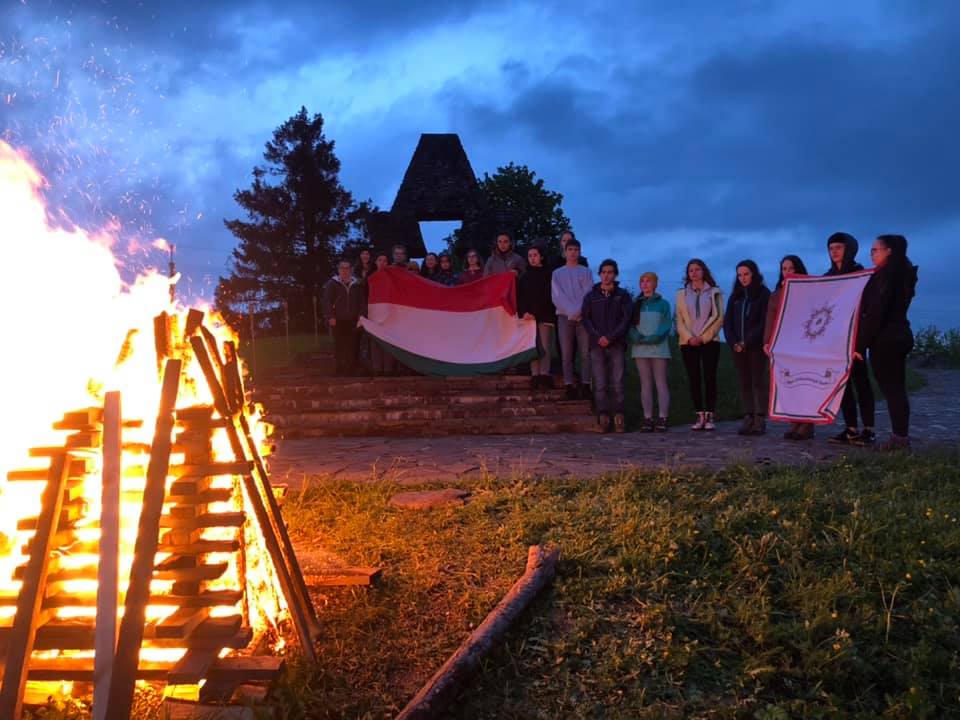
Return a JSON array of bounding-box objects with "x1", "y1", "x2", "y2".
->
[{"x1": 911, "y1": 326, "x2": 960, "y2": 367}]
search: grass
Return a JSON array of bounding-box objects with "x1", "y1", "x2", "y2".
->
[
  {"x1": 239, "y1": 332, "x2": 332, "y2": 378},
  {"x1": 261, "y1": 450, "x2": 960, "y2": 719}
]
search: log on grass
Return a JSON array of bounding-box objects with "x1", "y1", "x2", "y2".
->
[{"x1": 395, "y1": 544, "x2": 560, "y2": 720}]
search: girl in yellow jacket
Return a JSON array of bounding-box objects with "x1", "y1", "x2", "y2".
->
[{"x1": 675, "y1": 258, "x2": 725, "y2": 430}]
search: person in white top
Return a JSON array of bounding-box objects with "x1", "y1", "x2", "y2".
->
[{"x1": 551, "y1": 238, "x2": 595, "y2": 400}]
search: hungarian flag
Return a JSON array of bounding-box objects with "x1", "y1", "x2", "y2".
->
[
  {"x1": 768, "y1": 270, "x2": 873, "y2": 423},
  {"x1": 359, "y1": 267, "x2": 539, "y2": 376}
]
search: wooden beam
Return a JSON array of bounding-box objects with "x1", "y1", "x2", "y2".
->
[
  {"x1": 0, "y1": 453, "x2": 71, "y2": 720},
  {"x1": 105, "y1": 359, "x2": 181, "y2": 720},
  {"x1": 189, "y1": 334, "x2": 317, "y2": 661},
  {"x1": 396, "y1": 544, "x2": 561, "y2": 720},
  {"x1": 304, "y1": 567, "x2": 382, "y2": 587},
  {"x1": 93, "y1": 391, "x2": 122, "y2": 720}
]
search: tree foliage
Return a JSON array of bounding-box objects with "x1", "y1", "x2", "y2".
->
[{"x1": 215, "y1": 107, "x2": 373, "y2": 332}]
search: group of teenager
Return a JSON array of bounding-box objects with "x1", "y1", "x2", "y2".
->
[{"x1": 323, "y1": 229, "x2": 918, "y2": 450}]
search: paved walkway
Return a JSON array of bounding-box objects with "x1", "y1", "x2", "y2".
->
[{"x1": 266, "y1": 369, "x2": 959, "y2": 486}]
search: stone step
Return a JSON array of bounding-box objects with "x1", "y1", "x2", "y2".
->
[
  {"x1": 273, "y1": 414, "x2": 601, "y2": 437},
  {"x1": 258, "y1": 392, "x2": 577, "y2": 411},
  {"x1": 265, "y1": 401, "x2": 592, "y2": 427},
  {"x1": 254, "y1": 375, "x2": 557, "y2": 397}
]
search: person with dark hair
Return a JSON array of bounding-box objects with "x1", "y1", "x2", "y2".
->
[
  {"x1": 764, "y1": 255, "x2": 814, "y2": 440},
  {"x1": 675, "y1": 258, "x2": 724, "y2": 430},
  {"x1": 518, "y1": 244, "x2": 557, "y2": 390},
  {"x1": 366, "y1": 251, "x2": 396, "y2": 375},
  {"x1": 322, "y1": 259, "x2": 364, "y2": 376},
  {"x1": 420, "y1": 252, "x2": 440, "y2": 281},
  {"x1": 392, "y1": 243, "x2": 409, "y2": 268},
  {"x1": 552, "y1": 230, "x2": 589, "y2": 269},
  {"x1": 629, "y1": 272, "x2": 672, "y2": 432},
  {"x1": 458, "y1": 249, "x2": 485, "y2": 284},
  {"x1": 354, "y1": 247, "x2": 373, "y2": 280},
  {"x1": 551, "y1": 237, "x2": 594, "y2": 399},
  {"x1": 855, "y1": 234, "x2": 919, "y2": 451},
  {"x1": 581, "y1": 259, "x2": 632, "y2": 433},
  {"x1": 825, "y1": 232, "x2": 876, "y2": 446},
  {"x1": 724, "y1": 260, "x2": 771, "y2": 435},
  {"x1": 435, "y1": 253, "x2": 459, "y2": 286},
  {"x1": 484, "y1": 231, "x2": 526, "y2": 276}
]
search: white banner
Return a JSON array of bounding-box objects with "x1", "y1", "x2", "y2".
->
[{"x1": 768, "y1": 270, "x2": 873, "y2": 423}]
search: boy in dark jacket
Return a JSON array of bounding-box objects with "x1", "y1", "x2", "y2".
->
[
  {"x1": 322, "y1": 259, "x2": 365, "y2": 375},
  {"x1": 723, "y1": 260, "x2": 771, "y2": 435},
  {"x1": 581, "y1": 259, "x2": 632, "y2": 433},
  {"x1": 825, "y1": 232, "x2": 876, "y2": 445}
]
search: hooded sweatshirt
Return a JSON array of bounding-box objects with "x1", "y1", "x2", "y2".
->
[
  {"x1": 483, "y1": 246, "x2": 526, "y2": 276},
  {"x1": 723, "y1": 282, "x2": 771, "y2": 349},
  {"x1": 551, "y1": 263, "x2": 594, "y2": 318},
  {"x1": 856, "y1": 260, "x2": 919, "y2": 353},
  {"x1": 629, "y1": 292, "x2": 672, "y2": 359},
  {"x1": 824, "y1": 232, "x2": 864, "y2": 276},
  {"x1": 674, "y1": 285, "x2": 724, "y2": 345},
  {"x1": 517, "y1": 265, "x2": 557, "y2": 324}
]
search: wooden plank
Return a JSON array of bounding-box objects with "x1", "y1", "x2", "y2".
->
[
  {"x1": 153, "y1": 563, "x2": 228, "y2": 583},
  {"x1": 169, "y1": 461, "x2": 253, "y2": 478},
  {"x1": 94, "y1": 391, "x2": 122, "y2": 720},
  {"x1": 0, "y1": 588, "x2": 243, "y2": 610},
  {"x1": 16, "y1": 500, "x2": 86, "y2": 530},
  {"x1": 167, "y1": 648, "x2": 219, "y2": 685},
  {"x1": 190, "y1": 333, "x2": 317, "y2": 662},
  {"x1": 0, "y1": 453, "x2": 71, "y2": 720},
  {"x1": 159, "y1": 512, "x2": 245, "y2": 530},
  {"x1": 7, "y1": 457, "x2": 91, "y2": 481},
  {"x1": 304, "y1": 566, "x2": 382, "y2": 587},
  {"x1": 105, "y1": 358, "x2": 181, "y2": 720},
  {"x1": 66, "y1": 430, "x2": 102, "y2": 448},
  {"x1": 207, "y1": 656, "x2": 285, "y2": 681},
  {"x1": 26, "y1": 657, "x2": 173, "y2": 682},
  {"x1": 155, "y1": 608, "x2": 211, "y2": 640}
]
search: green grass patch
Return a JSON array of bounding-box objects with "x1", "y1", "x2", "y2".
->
[
  {"x1": 268, "y1": 451, "x2": 960, "y2": 718},
  {"x1": 239, "y1": 332, "x2": 333, "y2": 376}
]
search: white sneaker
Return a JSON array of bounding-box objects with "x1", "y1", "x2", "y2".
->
[
  {"x1": 703, "y1": 411, "x2": 716, "y2": 431},
  {"x1": 691, "y1": 411, "x2": 706, "y2": 431}
]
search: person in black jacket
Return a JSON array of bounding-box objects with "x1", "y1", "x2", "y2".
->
[
  {"x1": 322, "y1": 259, "x2": 365, "y2": 376},
  {"x1": 581, "y1": 259, "x2": 633, "y2": 433},
  {"x1": 724, "y1": 260, "x2": 771, "y2": 435},
  {"x1": 855, "y1": 234, "x2": 919, "y2": 451},
  {"x1": 824, "y1": 231, "x2": 876, "y2": 445},
  {"x1": 518, "y1": 244, "x2": 557, "y2": 390}
]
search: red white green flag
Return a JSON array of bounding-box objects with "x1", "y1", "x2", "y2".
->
[
  {"x1": 359, "y1": 267, "x2": 538, "y2": 376},
  {"x1": 768, "y1": 270, "x2": 873, "y2": 423}
]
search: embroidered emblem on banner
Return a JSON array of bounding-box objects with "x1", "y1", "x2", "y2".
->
[{"x1": 802, "y1": 303, "x2": 835, "y2": 341}]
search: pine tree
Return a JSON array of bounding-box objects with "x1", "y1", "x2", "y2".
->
[{"x1": 216, "y1": 107, "x2": 369, "y2": 332}]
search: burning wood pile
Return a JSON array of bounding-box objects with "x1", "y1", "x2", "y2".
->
[{"x1": 0, "y1": 308, "x2": 318, "y2": 719}]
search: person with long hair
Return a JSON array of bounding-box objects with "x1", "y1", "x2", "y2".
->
[
  {"x1": 518, "y1": 244, "x2": 557, "y2": 390},
  {"x1": 629, "y1": 272, "x2": 672, "y2": 432},
  {"x1": 354, "y1": 246, "x2": 373, "y2": 280},
  {"x1": 825, "y1": 232, "x2": 876, "y2": 445},
  {"x1": 763, "y1": 255, "x2": 814, "y2": 439},
  {"x1": 366, "y1": 250, "x2": 395, "y2": 375},
  {"x1": 420, "y1": 252, "x2": 440, "y2": 281},
  {"x1": 435, "y1": 252, "x2": 459, "y2": 286},
  {"x1": 724, "y1": 260, "x2": 771, "y2": 435},
  {"x1": 458, "y1": 249, "x2": 485, "y2": 284},
  {"x1": 855, "y1": 234, "x2": 919, "y2": 451},
  {"x1": 675, "y1": 259, "x2": 724, "y2": 430}
]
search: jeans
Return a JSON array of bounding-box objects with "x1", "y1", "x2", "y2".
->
[
  {"x1": 590, "y1": 344, "x2": 626, "y2": 415},
  {"x1": 731, "y1": 346, "x2": 769, "y2": 415},
  {"x1": 531, "y1": 323, "x2": 555, "y2": 376},
  {"x1": 680, "y1": 342, "x2": 721, "y2": 412},
  {"x1": 634, "y1": 357, "x2": 670, "y2": 419},
  {"x1": 557, "y1": 315, "x2": 591, "y2": 386},
  {"x1": 840, "y1": 357, "x2": 876, "y2": 429},
  {"x1": 870, "y1": 340, "x2": 912, "y2": 436}
]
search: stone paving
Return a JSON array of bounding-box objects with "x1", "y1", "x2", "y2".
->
[{"x1": 266, "y1": 369, "x2": 959, "y2": 486}]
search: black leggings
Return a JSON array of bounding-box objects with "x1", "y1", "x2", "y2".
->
[
  {"x1": 681, "y1": 342, "x2": 721, "y2": 412},
  {"x1": 732, "y1": 346, "x2": 769, "y2": 416},
  {"x1": 840, "y1": 357, "x2": 875, "y2": 429},
  {"x1": 870, "y1": 341, "x2": 911, "y2": 437}
]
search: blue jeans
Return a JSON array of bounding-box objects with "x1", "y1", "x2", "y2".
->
[
  {"x1": 590, "y1": 345, "x2": 626, "y2": 415},
  {"x1": 557, "y1": 315, "x2": 591, "y2": 386}
]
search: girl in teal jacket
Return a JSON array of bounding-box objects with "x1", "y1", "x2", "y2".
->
[{"x1": 629, "y1": 272, "x2": 672, "y2": 431}]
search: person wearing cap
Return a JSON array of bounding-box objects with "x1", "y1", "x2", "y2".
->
[{"x1": 824, "y1": 232, "x2": 876, "y2": 446}]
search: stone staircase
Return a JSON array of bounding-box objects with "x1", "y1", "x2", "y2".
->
[{"x1": 253, "y1": 370, "x2": 599, "y2": 437}]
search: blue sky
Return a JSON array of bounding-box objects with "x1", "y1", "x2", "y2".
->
[{"x1": 2, "y1": 0, "x2": 957, "y2": 327}]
